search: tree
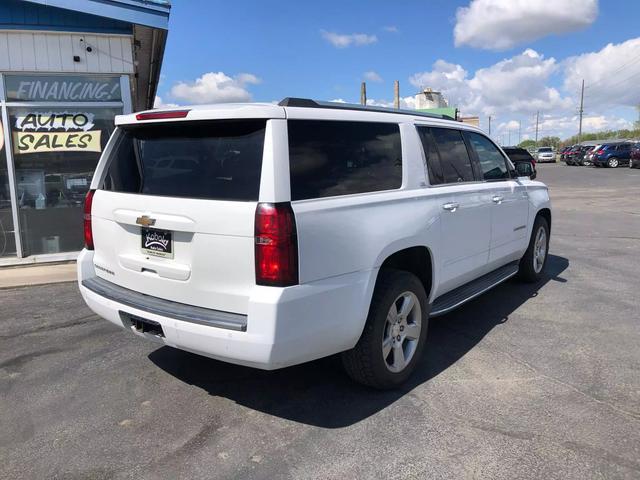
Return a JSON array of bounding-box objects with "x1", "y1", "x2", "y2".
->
[
  {"x1": 538, "y1": 136, "x2": 561, "y2": 148},
  {"x1": 518, "y1": 139, "x2": 536, "y2": 150}
]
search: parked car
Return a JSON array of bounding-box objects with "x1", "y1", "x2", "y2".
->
[
  {"x1": 559, "y1": 146, "x2": 572, "y2": 161},
  {"x1": 592, "y1": 142, "x2": 633, "y2": 168},
  {"x1": 77, "y1": 98, "x2": 552, "y2": 389},
  {"x1": 631, "y1": 144, "x2": 640, "y2": 168},
  {"x1": 502, "y1": 147, "x2": 537, "y2": 179},
  {"x1": 581, "y1": 145, "x2": 600, "y2": 166},
  {"x1": 536, "y1": 147, "x2": 556, "y2": 163},
  {"x1": 570, "y1": 145, "x2": 594, "y2": 166},
  {"x1": 564, "y1": 145, "x2": 582, "y2": 165}
]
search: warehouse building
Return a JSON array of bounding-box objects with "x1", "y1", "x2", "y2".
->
[{"x1": 0, "y1": 0, "x2": 170, "y2": 264}]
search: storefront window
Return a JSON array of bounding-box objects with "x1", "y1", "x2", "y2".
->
[
  {"x1": 8, "y1": 107, "x2": 120, "y2": 255},
  {"x1": 0, "y1": 118, "x2": 17, "y2": 257}
]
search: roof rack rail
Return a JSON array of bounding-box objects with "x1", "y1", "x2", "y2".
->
[{"x1": 278, "y1": 97, "x2": 456, "y2": 121}]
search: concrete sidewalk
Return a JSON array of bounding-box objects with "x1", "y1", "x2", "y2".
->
[{"x1": 0, "y1": 262, "x2": 76, "y2": 289}]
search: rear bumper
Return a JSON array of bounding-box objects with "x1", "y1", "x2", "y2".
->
[{"x1": 77, "y1": 250, "x2": 375, "y2": 370}]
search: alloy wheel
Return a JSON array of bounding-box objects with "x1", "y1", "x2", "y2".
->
[
  {"x1": 533, "y1": 227, "x2": 547, "y2": 274},
  {"x1": 382, "y1": 291, "x2": 421, "y2": 373}
]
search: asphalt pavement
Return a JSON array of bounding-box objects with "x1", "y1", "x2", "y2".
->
[{"x1": 1, "y1": 163, "x2": 639, "y2": 479}]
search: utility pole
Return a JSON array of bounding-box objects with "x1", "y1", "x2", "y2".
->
[
  {"x1": 535, "y1": 111, "x2": 539, "y2": 148},
  {"x1": 578, "y1": 78, "x2": 585, "y2": 144},
  {"x1": 393, "y1": 80, "x2": 400, "y2": 109},
  {"x1": 488, "y1": 115, "x2": 491, "y2": 136},
  {"x1": 508, "y1": 129, "x2": 511, "y2": 146},
  {"x1": 518, "y1": 120, "x2": 521, "y2": 145},
  {"x1": 360, "y1": 82, "x2": 367, "y2": 106}
]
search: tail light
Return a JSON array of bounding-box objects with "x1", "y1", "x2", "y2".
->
[
  {"x1": 255, "y1": 202, "x2": 298, "y2": 287},
  {"x1": 83, "y1": 189, "x2": 95, "y2": 250}
]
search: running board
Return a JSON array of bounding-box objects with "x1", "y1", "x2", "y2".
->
[{"x1": 431, "y1": 261, "x2": 519, "y2": 317}]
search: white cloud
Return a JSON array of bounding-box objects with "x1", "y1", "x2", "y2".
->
[
  {"x1": 330, "y1": 98, "x2": 347, "y2": 103},
  {"x1": 454, "y1": 0, "x2": 598, "y2": 50},
  {"x1": 366, "y1": 96, "x2": 418, "y2": 109},
  {"x1": 563, "y1": 37, "x2": 640, "y2": 109},
  {"x1": 409, "y1": 49, "x2": 572, "y2": 116},
  {"x1": 363, "y1": 71, "x2": 383, "y2": 83},
  {"x1": 321, "y1": 30, "x2": 377, "y2": 48},
  {"x1": 169, "y1": 71, "x2": 261, "y2": 104},
  {"x1": 383, "y1": 26, "x2": 398, "y2": 33},
  {"x1": 153, "y1": 96, "x2": 179, "y2": 109}
]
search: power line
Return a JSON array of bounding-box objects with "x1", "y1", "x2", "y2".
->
[{"x1": 584, "y1": 53, "x2": 640, "y2": 90}]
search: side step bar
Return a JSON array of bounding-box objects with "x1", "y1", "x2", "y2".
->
[{"x1": 431, "y1": 261, "x2": 519, "y2": 317}]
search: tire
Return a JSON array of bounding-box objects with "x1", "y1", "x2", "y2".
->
[
  {"x1": 518, "y1": 216, "x2": 550, "y2": 283},
  {"x1": 342, "y1": 269, "x2": 429, "y2": 389},
  {"x1": 607, "y1": 157, "x2": 619, "y2": 168}
]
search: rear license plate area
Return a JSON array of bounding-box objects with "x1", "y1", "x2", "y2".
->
[
  {"x1": 141, "y1": 227, "x2": 173, "y2": 259},
  {"x1": 120, "y1": 312, "x2": 165, "y2": 337}
]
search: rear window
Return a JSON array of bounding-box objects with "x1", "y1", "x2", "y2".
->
[
  {"x1": 288, "y1": 120, "x2": 402, "y2": 200},
  {"x1": 538, "y1": 147, "x2": 552, "y2": 152},
  {"x1": 102, "y1": 120, "x2": 266, "y2": 201},
  {"x1": 429, "y1": 127, "x2": 475, "y2": 184},
  {"x1": 503, "y1": 149, "x2": 534, "y2": 162}
]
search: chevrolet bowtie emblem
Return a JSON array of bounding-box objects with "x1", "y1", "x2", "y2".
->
[{"x1": 136, "y1": 215, "x2": 156, "y2": 227}]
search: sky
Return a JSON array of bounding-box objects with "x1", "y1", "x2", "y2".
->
[{"x1": 154, "y1": 0, "x2": 640, "y2": 143}]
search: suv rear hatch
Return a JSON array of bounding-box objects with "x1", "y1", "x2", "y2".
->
[{"x1": 90, "y1": 118, "x2": 269, "y2": 315}]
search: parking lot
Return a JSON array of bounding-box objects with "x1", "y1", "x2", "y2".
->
[{"x1": 1, "y1": 163, "x2": 639, "y2": 479}]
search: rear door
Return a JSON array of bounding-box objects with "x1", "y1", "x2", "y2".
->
[
  {"x1": 419, "y1": 126, "x2": 492, "y2": 295},
  {"x1": 464, "y1": 131, "x2": 530, "y2": 267},
  {"x1": 90, "y1": 119, "x2": 270, "y2": 315}
]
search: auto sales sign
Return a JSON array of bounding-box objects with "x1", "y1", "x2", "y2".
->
[{"x1": 12, "y1": 112, "x2": 102, "y2": 154}]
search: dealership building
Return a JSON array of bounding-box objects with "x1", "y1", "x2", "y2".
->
[{"x1": 0, "y1": 0, "x2": 170, "y2": 265}]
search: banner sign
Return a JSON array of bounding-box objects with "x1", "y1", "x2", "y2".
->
[
  {"x1": 15, "y1": 112, "x2": 95, "y2": 132},
  {"x1": 12, "y1": 110, "x2": 104, "y2": 155},
  {"x1": 5, "y1": 75, "x2": 121, "y2": 102},
  {"x1": 13, "y1": 131, "x2": 102, "y2": 154}
]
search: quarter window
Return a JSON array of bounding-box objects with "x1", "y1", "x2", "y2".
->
[
  {"x1": 288, "y1": 120, "x2": 402, "y2": 200},
  {"x1": 466, "y1": 132, "x2": 510, "y2": 181},
  {"x1": 429, "y1": 127, "x2": 475, "y2": 184}
]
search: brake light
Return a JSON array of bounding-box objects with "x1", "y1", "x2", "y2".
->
[
  {"x1": 135, "y1": 110, "x2": 190, "y2": 121},
  {"x1": 255, "y1": 203, "x2": 298, "y2": 286},
  {"x1": 83, "y1": 189, "x2": 95, "y2": 250}
]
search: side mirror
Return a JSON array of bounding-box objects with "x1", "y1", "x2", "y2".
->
[{"x1": 516, "y1": 162, "x2": 536, "y2": 180}]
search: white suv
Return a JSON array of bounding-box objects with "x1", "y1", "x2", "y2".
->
[{"x1": 78, "y1": 98, "x2": 551, "y2": 388}]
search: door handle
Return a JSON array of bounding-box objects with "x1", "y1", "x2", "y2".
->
[
  {"x1": 492, "y1": 195, "x2": 504, "y2": 204},
  {"x1": 442, "y1": 202, "x2": 459, "y2": 212}
]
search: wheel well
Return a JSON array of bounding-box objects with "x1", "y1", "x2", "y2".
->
[
  {"x1": 379, "y1": 246, "x2": 432, "y2": 297},
  {"x1": 537, "y1": 208, "x2": 552, "y2": 232}
]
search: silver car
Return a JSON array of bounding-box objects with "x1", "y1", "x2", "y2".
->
[{"x1": 537, "y1": 147, "x2": 556, "y2": 163}]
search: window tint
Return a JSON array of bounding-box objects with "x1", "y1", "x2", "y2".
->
[
  {"x1": 102, "y1": 120, "x2": 266, "y2": 201},
  {"x1": 503, "y1": 149, "x2": 534, "y2": 163},
  {"x1": 288, "y1": 120, "x2": 402, "y2": 200},
  {"x1": 430, "y1": 128, "x2": 475, "y2": 184},
  {"x1": 416, "y1": 127, "x2": 444, "y2": 185},
  {"x1": 466, "y1": 132, "x2": 510, "y2": 181}
]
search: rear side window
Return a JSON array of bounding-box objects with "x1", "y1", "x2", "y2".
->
[
  {"x1": 466, "y1": 132, "x2": 510, "y2": 181},
  {"x1": 416, "y1": 126, "x2": 444, "y2": 185},
  {"x1": 429, "y1": 127, "x2": 475, "y2": 184},
  {"x1": 102, "y1": 120, "x2": 266, "y2": 201},
  {"x1": 288, "y1": 120, "x2": 402, "y2": 200}
]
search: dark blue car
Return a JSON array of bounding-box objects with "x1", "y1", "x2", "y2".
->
[{"x1": 592, "y1": 143, "x2": 633, "y2": 168}]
